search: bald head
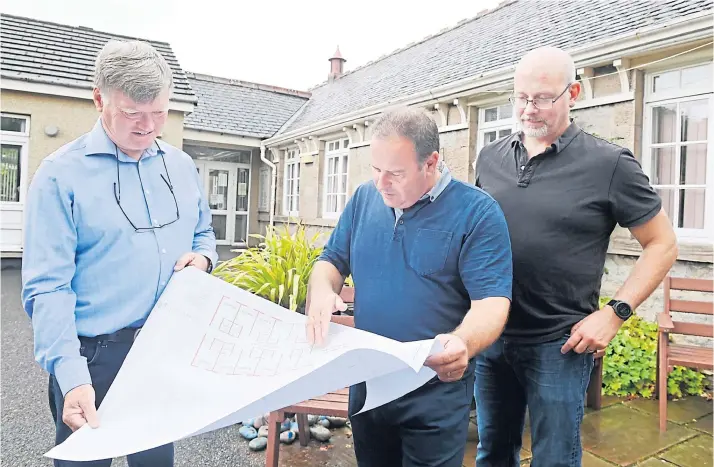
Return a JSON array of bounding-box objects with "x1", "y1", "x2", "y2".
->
[
  {"x1": 512, "y1": 46, "x2": 580, "y2": 141},
  {"x1": 515, "y1": 46, "x2": 575, "y2": 87}
]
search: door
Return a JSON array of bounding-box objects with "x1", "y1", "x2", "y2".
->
[{"x1": 194, "y1": 160, "x2": 250, "y2": 246}]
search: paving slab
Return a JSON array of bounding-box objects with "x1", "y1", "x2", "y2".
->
[
  {"x1": 636, "y1": 459, "x2": 675, "y2": 467},
  {"x1": 520, "y1": 452, "x2": 614, "y2": 467},
  {"x1": 626, "y1": 396, "x2": 713, "y2": 424},
  {"x1": 658, "y1": 434, "x2": 714, "y2": 467},
  {"x1": 581, "y1": 404, "x2": 697, "y2": 466},
  {"x1": 689, "y1": 413, "x2": 713, "y2": 435}
]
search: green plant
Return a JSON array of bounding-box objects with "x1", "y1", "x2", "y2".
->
[
  {"x1": 212, "y1": 222, "x2": 324, "y2": 312},
  {"x1": 600, "y1": 297, "x2": 707, "y2": 398}
]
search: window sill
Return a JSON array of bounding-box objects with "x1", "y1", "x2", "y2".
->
[{"x1": 608, "y1": 234, "x2": 713, "y2": 263}]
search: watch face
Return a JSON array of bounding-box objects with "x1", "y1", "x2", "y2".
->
[{"x1": 615, "y1": 302, "x2": 631, "y2": 318}]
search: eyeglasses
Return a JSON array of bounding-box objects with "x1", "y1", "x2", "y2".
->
[
  {"x1": 113, "y1": 142, "x2": 180, "y2": 232},
  {"x1": 509, "y1": 83, "x2": 572, "y2": 110}
]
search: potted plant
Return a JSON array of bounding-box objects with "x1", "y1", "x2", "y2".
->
[{"x1": 212, "y1": 222, "x2": 324, "y2": 314}]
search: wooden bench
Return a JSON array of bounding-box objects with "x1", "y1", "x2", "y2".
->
[
  {"x1": 656, "y1": 276, "x2": 713, "y2": 432},
  {"x1": 265, "y1": 286, "x2": 355, "y2": 467}
]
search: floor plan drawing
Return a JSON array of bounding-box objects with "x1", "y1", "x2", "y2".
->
[{"x1": 191, "y1": 295, "x2": 345, "y2": 377}]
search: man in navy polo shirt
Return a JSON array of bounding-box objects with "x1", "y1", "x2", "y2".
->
[
  {"x1": 306, "y1": 107, "x2": 513, "y2": 467},
  {"x1": 473, "y1": 46, "x2": 678, "y2": 466}
]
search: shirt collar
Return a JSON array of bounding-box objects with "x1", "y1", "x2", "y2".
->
[
  {"x1": 424, "y1": 164, "x2": 452, "y2": 202},
  {"x1": 509, "y1": 120, "x2": 581, "y2": 154},
  {"x1": 84, "y1": 118, "x2": 164, "y2": 161}
]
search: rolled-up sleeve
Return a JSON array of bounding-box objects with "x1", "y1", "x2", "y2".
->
[
  {"x1": 190, "y1": 164, "x2": 218, "y2": 268},
  {"x1": 21, "y1": 161, "x2": 91, "y2": 396}
]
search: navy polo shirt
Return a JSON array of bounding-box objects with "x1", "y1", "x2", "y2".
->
[{"x1": 318, "y1": 170, "x2": 513, "y2": 343}]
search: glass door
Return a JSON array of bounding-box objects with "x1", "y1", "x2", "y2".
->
[{"x1": 234, "y1": 167, "x2": 250, "y2": 244}]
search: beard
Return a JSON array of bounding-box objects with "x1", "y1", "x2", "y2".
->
[{"x1": 520, "y1": 119, "x2": 549, "y2": 138}]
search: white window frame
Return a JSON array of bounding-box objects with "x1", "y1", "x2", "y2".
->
[
  {"x1": 322, "y1": 138, "x2": 349, "y2": 219},
  {"x1": 642, "y1": 62, "x2": 713, "y2": 242},
  {"x1": 283, "y1": 149, "x2": 300, "y2": 216},
  {"x1": 475, "y1": 103, "x2": 518, "y2": 165},
  {"x1": 0, "y1": 113, "x2": 30, "y2": 205}
]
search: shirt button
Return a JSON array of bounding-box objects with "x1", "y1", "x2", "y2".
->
[
  {"x1": 399, "y1": 220, "x2": 404, "y2": 225},
  {"x1": 520, "y1": 165, "x2": 525, "y2": 170},
  {"x1": 161, "y1": 248, "x2": 167, "y2": 254}
]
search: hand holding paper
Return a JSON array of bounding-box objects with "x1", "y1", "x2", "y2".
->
[{"x1": 423, "y1": 334, "x2": 469, "y2": 382}]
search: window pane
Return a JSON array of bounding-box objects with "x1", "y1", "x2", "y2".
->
[
  {"x1": 652, "y1": 104, "x2": 677, "y2": 144},
  {"x1": 653, "y1": 70, "x2": 679, "y2": 93},
  {"x1": 234, "y1": 214, "x2": 248, "y2": 243},
  {"x1": 680, "y1": 144, "x2": 707, "y2": 185},
  {"x1": 652, "y1": 147, "x2": 676, "y2": 185},
  {"x1": 499, "y1": 104, "x2": 513, "y2": 119},
  {"x1": 498, "y1": 129, "x2": 513, "y2": 139},
  {"x1": 212, "y1": 214, "x2": 227, "y2": 240},
  {"x1": 680, "y1": 99, "x2": 709, "y2": 142},
  {"x1": 236, "y1": 168, "x2": 249, "y2": 211},
  {"x1": 681, "y1": 63, "x2": 713, "y2": 90},
  {"x1": 656, "y1": 188, "x2": 676, "y2": 223},
  {"x1": 1, "y1": 116, "x2": 26, "y2": 133},
  {"x1": 343, "y1": 139, "x2": 349, "y2": 149},
  {"x1": 679, "y1": 189, "x2": 706, "y2": 229},
  {"x1": 0, "y1": 144, "x2": 21, "y2": 202},
  {"x1": 484, "y1": 108, "x2": 498, "y2": 122},
  {"x1": 484, "y1": 131, "x2": 497, "y2": 145},
  {"x1": 208, "y1": 170, "x2": 229, "y2": 210}
]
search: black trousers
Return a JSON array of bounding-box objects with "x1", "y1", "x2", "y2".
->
[
  {"x1": 48, "y1": 337, "x2": 174, "y2": 467},
  {"x1": 348, "y1": 372, "x2": 474, "y2": 467}
]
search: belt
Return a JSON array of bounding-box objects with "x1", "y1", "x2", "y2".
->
[{"x1": 79, "y1": 327, "x2": 142, "y2": 343}]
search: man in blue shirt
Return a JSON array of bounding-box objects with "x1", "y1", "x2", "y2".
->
[
  {"x1": 306, "y1": 107, "x2": 513, "y2": 467},
  {"x1": 21, "y1": 40, "x2": 217, "y2": 467}
]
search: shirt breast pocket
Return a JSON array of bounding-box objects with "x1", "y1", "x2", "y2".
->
[{"x1": 408, "y1": 228, "x2": 453, "y2": 276}]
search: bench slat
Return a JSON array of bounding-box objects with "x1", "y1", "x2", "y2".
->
[
  {"x1": 670, "y1": 277, "x2": 714, "y2": 293},
  {"x1": 670, "y1": 299, "x2": 714, "y2": 315},
  {"x1": 672, "y1": 321, "x2": 714, "y2": 338},
  {"x1": 286, "y1": 400, "x2": 349, "y2": 417},
  {"x1": 669, "y1": 344, "x2": 714, "y2": 370}
]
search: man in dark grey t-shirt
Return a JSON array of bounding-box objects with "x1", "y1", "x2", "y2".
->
[{"x1": 473, "y1": 46, "x2": 678, "y2": 467}]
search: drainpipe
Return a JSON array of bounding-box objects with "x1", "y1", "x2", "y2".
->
[{"x1": 259, "y1": 144, "x2": 276, "y2": 228}]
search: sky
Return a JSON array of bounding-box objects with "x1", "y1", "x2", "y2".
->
[{"x1": 1, "y1": 0, "x2": 503, "y2": 91}]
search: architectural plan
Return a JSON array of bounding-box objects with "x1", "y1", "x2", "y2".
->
[{"x1": 45, "y1": 267, "x2": 441, "y2": 462}]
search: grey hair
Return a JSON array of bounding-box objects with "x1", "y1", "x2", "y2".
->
[
  {"x1": 93, "y1": 40, "x2": 173, "y2": 103},
  {"x1": 372, "y1": 107, "x2": 440, "y2": 165}
]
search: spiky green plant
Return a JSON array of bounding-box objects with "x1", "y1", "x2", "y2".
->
[{"x1": 212, "y1": 223, "x2": 324, "y2": 312}]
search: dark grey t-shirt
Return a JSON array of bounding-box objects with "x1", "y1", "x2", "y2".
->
[{"x1": 475, "y1": 122, "x2": 661, "y2": 343}]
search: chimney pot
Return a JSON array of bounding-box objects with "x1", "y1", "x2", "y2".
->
[{"x1": 328, "y1": 46, "x2": 346, "y2": 82}]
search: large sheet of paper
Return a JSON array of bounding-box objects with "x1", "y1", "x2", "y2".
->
[{"x1": 46, "y1": 267, "x2": 441, "y2": 461}]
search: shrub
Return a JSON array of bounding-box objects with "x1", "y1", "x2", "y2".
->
[
  {"x1": 212, "y1": 223, "x2": 324, "y2": 313},
  {"x1": 600, "y1": 297, "x2": 707, "y2": 398}
]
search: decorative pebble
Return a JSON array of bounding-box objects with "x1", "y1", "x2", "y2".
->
[
  {"x1": 319, "y1": 419, "x2": 331, "y2": 428},
  {"x1": 310, "y1": 425, "x2": 331, "y2": 442},
  {"x1": 307, "y1": 414, "x2": 318, "y2": 426},
  {"x1": 326, "y1": 416, "x2": 347, "y2": 428},
  {"x1": 239, "y1": 425, "x2": 258, "y2": 440},
  {"x1": 290, "y1": 421, "x2": 299, "y2": 433},
  {"x1": 280, "y1": 418, "x2": 292, "y2": 433},
  {"x1": 253, "y1": 416, "x2": 265, "y2": 429},
  {"x1": 249, "y1": 436, "x2": 268, "y2": 451},
  {"x1": 258, "y1": 425, "x2": 269, "y2": 438},
  {"x1": 280, "y1": 430, "x2": 297, "y2": 444}
]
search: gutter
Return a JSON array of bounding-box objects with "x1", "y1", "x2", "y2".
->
[{"x1": 262, "y1": 10, "x2": 713, "y2": 147}]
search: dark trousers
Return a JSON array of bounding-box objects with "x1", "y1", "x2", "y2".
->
[
  {"x1": 473, "y1": 336, "x2": 594, "y2": 467},
  {"x1": 48, "y1": 337, "x2": 174, "y2": 467},
  {"x1": 348, "y1": 371, "x2": 474, "y2": 467}
]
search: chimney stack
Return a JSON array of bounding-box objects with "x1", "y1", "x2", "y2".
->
[{"x1": 328, "y1": 46, "x2": 346, "y2": 82}]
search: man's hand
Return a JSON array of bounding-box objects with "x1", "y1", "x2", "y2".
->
[
  {"x1": 423, "y1": 334, "x2": 469, "y2": 382},
  {"x1": 174, "y1": 252, "x2": 209, "y2": 272},
  {"x1": 63, "y1": 384, "x2": 99, "y2": 432},
  {"x1": 305, "y1": 291, "x2": 347, "y2": 346},
  {"x1": 561, "y1": 306, "x2": 623, "y2": 354}
]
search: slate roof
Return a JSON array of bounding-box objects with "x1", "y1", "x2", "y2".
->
[
  {"x1": 283, "y1": 0, "x2": 713, "y2": 133},
  {"x1": 0, "y1": 13, "x2": 196, "y2": 103},
  {"x1": 184, "y1": 73, "x2": 310, "y2": 139}
]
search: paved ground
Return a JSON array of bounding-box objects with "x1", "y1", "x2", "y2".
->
[{"x1": 3, "y1": 262, "x2": 712, "y2": 466}]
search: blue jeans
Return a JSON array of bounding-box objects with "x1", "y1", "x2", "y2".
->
[
  {"x1": 48, "y1": 337, "x2": 174, "y2": 467},
  {"x1": 473, "y1": 335, "x2": 594, "y2": 467}
]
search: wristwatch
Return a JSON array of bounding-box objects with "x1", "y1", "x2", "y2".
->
[{"x1": 607, "y1": 299, "x2": 633, "y2": 321}]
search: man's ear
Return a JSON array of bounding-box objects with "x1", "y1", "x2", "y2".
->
[
  {"x1": 92, "y1": 88, "x2": 104, "y2": 112},
  {"x1": 425, "y1": 151, "x2": 440, "y2": 174}
]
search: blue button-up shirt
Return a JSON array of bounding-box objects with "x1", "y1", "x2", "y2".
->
[{"x1": 21, "y1": 119, "x2": 218, "y2": 396}]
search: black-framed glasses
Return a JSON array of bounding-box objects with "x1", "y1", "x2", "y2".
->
[
  {"x1": 113, "y1": 141, "x2": 180, "y2": 232},
  {"x1": 509, "y1": 82, "x2": 572, "y2": 110}
]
